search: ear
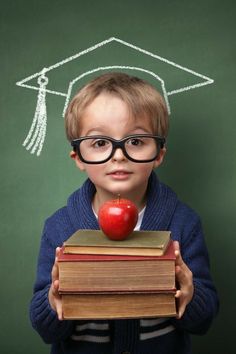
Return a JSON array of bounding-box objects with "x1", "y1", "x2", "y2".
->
[
  {"x1": 70, "y1": 151, "x2": 86, "y2": 171},
  {"x1": 153, "y1": 147, "x2": 166, "y2": 169}
]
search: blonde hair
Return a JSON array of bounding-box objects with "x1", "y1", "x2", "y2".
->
[{"x1": 65, "y1": 72, "x2": 169, "y2": 141}]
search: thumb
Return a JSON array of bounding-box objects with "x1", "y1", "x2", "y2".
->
[
  {"x1": 173, "y1": 240, "x2": 180, "y2": 254},
  {"x1": 173, "y1": 241, "x2": 185, "y2": 267},
  {"x1": 51, "y1": 247, "x2": 61, "y2": 282}
]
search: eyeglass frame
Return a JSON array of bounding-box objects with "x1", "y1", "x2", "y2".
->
[{"x1": 71, "y1": 134, "x2": 166, "y2": 164}]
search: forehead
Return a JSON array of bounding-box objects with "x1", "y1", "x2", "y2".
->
[
  {"x1": 83, "y1": 92, "x2": 128, "y2": 114},
  {"x1": 79, "y1": 93, "x2": 155, "y2": 134}
]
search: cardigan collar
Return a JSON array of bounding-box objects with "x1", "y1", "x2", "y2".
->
[{"x1": 67, "y1": 171, "x2": 178, "y2": 232}]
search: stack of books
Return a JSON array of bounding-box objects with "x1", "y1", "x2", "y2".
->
[{"x1": 58, "y1": 230, "x2": 176, "y2": 320}]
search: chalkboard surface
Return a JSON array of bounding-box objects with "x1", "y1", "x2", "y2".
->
[{"x1": 1, "y1": 1, "x2": 235, "y2": 353}]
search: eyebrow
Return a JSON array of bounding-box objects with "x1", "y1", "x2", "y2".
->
[
  {"x1": 83, "y1": 126, "x2": 153, "y2": 137},
  {"x1": 83, "y1": 127, "x2": 108, "y2": 136}
]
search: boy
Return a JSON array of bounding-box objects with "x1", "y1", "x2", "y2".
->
[{"x1": 30, "y1": 72, "x2": 219, "y2": 354}]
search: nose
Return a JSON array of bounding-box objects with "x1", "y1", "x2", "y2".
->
[{"x1": 111, "y1": 147, "x2": 127, "y2": 162}]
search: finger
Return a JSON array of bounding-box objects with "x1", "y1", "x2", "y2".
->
[
  {"x1": 175, "y1": 264, "x2": 187, "y2": 284},
  {"x1": 175, "y1": 290, "x2": 183, "y2": 318},
  {"x1": 175, "y1": 289, "x2": 181, "y2": 298},
  {"x1": 55, "y1": 247, "x2": 61, "y2": 258},
  {"x1": 54, "y1": 279, "x2": 60, "y2": 291},
  {"x1": 50, "y1": 280, "x2": 59, "y2": 297},
  {"x1": 177, "y1": 298, "x2": 187, "y2": 319},
  {"x1": 54, "y1": 283, "x2": 63, "y2": 320},
  {"x1": 173, "y1": 241, "x2": 185, "y2": 268},
  {"x1": 173, "y1": 241, "x2": 180, "y2": 259},
  {"x1": 175, "y1": 290, "x2": 186, "y2": 319},
  {"x1": 173, "y1": 240, "x2": 180, "y2": 252},
  {"x1": 177, "y1": 307, "x2": 184, "y2": 319},
  {"x1": 54, "y1": 247, "x2": 61, "y2": 266},
  {"x1": 57, "y1": 302, "x2": 63, "y2": 321},
  {"x1": 54, "y1": 292, "x2": 63, "y2": 321},
  {"x1": 51, "y1": 247, "x2": 61, "y2": 281},
  {"x1": 174, "y1": 250, "x2": 184, "y2": 268},
  {"x1": 51, "y1": 263, "x2": 59, "y2": 283},
  {"x1": 176, "y1": 263, "x2": 193, "y2": 289}
]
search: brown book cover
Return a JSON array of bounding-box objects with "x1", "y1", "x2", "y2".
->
[
  {"x1": 58, "y1": 241, "x2": 176, "y2": 293},
  {"x1": 62, "y1": 291, "x2": 177, "y2": 320},
  {"x1": 63, "y1": 229, "x2": 171, "y2": 256}
]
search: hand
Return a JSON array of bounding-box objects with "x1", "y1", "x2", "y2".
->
[
  {"x1": 48, "y1": 247, "x2": 63, "y2": 320},
  {"x1": 174, "y1": 241, "x2": 194, "y2": 319}
]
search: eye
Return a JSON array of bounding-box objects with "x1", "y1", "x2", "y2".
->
[
  {"x1": 126, "y1": 137, "x2": 144, "y2": 147},
  {"x1": 92, "y1": 139, "x2": 110, "y2": 149}
]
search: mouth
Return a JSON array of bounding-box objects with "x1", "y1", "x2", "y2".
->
[
  {"x1": 107, "y1": 170, "x2": 132, "y2": 178},
  {"x1": 108, "y1": 170, "x2": 132, "y2": 175}
]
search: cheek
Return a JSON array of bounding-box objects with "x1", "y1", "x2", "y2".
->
[
  {"x1": 133, "y1": 163, "x2": 155, "y2": 178},
  {"x1": 83, "y1": 165, "x2": 105, "y2": 182}
]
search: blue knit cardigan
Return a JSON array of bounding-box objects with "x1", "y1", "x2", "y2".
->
[{"x1": 30, "y1": 172, "x2": 219, "y2": 354}]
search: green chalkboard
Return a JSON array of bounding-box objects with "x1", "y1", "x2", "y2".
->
[{"x1": 1, "y1": 0, "x2": 235, "y2": 353}]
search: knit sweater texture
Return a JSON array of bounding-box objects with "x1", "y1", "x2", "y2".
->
[{"x1": 30, "y1": 172, "x2": 219, "y2": 354}]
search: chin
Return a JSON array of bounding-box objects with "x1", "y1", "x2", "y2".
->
[{"x1": 109, "y1": 186, "x2": 136, "y2": 199}]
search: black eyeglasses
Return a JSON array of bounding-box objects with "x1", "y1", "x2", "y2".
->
[{"x1": 71, "y1": 134, "x2": 166, "y2": 164}]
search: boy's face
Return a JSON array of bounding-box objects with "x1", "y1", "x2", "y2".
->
[{"x1": 71, "y1": 93, "x2": 166, "y2": 210}]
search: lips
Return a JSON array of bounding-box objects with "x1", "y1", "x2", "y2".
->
[
  {"x1": 107, "y1": 170, "x2": 132, "y2": 180},
  {"x1": 108, "y1": 170, "x2": 132, "y2": 176}
]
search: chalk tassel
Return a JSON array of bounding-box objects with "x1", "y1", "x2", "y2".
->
[{"x1": 23, "y1": 70, "x2": 48, "y2": 156}]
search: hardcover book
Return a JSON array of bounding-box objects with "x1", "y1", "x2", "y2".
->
[
  {"x1": 62, "y1": 291, "x2": 177, "y2": 320},
  {"x1": 58, "y1": 241, "x2": 176, "y2": 293},
  {"x1": 63, "y1": 229, "x2": 171, "y2": 256}
]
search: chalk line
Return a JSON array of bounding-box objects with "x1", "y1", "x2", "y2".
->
[{"x1": 16, "y1": 37, "x2": 214, "y2": 156}]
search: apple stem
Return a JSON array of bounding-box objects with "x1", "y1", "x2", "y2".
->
[{"x1": 118, "y1": 193, "x2": 121, "y2": 203}]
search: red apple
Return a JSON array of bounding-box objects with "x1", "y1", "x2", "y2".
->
[{"x1": 98, "y1": 198, "x2": 138, "y2": 240}]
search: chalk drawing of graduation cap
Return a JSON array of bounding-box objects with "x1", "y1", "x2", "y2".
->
[{"x1": 16, "y1": 37, "x2": 214, "y2": 156}]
